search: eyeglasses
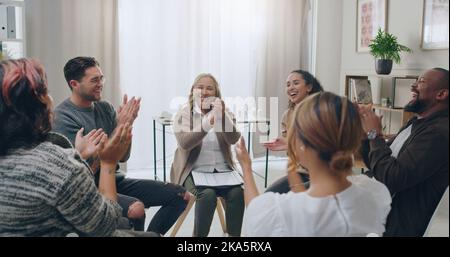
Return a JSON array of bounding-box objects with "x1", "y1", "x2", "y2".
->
[{"x1": 89, "y1": 76, "x2": 106, "y2": 84}]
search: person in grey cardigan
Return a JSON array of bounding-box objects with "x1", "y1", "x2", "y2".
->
[{"x1": 0, "y1": 58, "x2": 150, "y2": 236}]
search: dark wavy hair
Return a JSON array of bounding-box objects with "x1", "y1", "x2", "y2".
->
[
  {"x1": 63, "y1": 56, "x2": 100, "y2": 91},
  {"x1": 288, "y1": 70, "x2": 323, "y2": 109},
  {"x1": 0, "y1": 58, "x2": 52, "y2": 156}
]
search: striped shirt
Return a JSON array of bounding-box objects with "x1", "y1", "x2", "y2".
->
[{"x1": 0, "y1": 142, "x2": 122, "y2": 236}]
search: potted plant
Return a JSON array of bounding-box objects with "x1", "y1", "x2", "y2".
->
[{"x1": 369, "y1": 29, "x2": 412, "y2": 75}]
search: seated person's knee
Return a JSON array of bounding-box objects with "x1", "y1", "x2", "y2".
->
[
  {"x1": 228, "y1": 186, "x2": 244, "y2": 198},
  {"x1": 180, "y1": 191, "x2": 192, "y2": 202},
  {"x1": 197, "y1": 188, "x2": 217, "y2": 203},
  {"x1": 127, "y1": 201, "x2": 146, "y2": 220}
]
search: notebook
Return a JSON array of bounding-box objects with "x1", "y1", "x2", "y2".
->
[{"x1": 191, "y1": 170, "x2": 243, "y2": 187}]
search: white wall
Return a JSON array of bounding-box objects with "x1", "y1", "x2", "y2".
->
[
  {"x1": 313, "y1": 0, "x2": 449, "y2": 95},
  {"x1": 339, "y1": 0, "x2": 449, "y2": 94},
  {"x1": 314, "y1": 0, "x2": 343, "y2": 94},
  {"x1": 25, "y1": 0, "x2": 449, "y2": 109}
]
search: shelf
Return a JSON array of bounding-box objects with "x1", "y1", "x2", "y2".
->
[
  {"x1": 0, "y1": 0, "x2": 25, "y2": 58},
  {"x1": 344, "y1": 73, "x2": 417, "y2": 135},
  {"x1": 0, "y1": 38, "x2": 23, "y2": 42},
  {"x1": 0, "y1": 1, "x2": 24, "y2": 7},
  {"x1": 372, "y1": 105, "x2": 405, "y2": 112}
]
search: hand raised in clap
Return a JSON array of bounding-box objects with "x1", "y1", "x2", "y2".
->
[
  {"x1": 357, "y1": 103, "x2": 383, "y2": 135},
  {"x1": 262, "y1": 137, "x2": 287, "y2": 151},
  {"x1": 98, "y1": 123, "x2": 132, "y2": 165},
  {"x1": 117, "y1": 94, "x2": 141, "y2": 127},
  {"x1": 75, "y1": 128, "x2": 107, "y2": 160},
  {"x1": 235, "y1": 136, "x2": 252, "y2": 171},
  {"x1": 210, "y1": 98, "x2": 225, "y2": 124}
]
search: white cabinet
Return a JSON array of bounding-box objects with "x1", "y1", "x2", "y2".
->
[{"x1": 0, "y1": 0, "x2": 25, "y2": 59}]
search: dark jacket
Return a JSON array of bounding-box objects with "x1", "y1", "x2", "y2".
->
[{"x1": 361, "y1": 109, "x2": 449, "y2": 236}]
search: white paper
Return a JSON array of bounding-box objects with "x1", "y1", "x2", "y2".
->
[{"x1": 191, "y1": 170, "x2": 243, "y2": 187}]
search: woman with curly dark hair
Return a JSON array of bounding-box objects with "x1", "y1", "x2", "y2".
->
[
  {"x1": 0, "y1": 58, "x2": 138, "y2": 236},
  {"x1": 263, "y1": 70, "x2": 323, "y2": 193}
]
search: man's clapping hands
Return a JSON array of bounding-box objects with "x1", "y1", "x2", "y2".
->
[{"x1": 117, "y1": 94, "x2": 141, "y2": 127}]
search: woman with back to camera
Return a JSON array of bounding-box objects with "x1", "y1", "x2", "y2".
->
[
  {"x1": 0, "y1": 58, "x2": 152, "y2": 236},
  {"x1": 263, "y1": 70, "x2": 323, "y2": 193},
  {"x1": 236, "y1": 92, "x2": 392, "y2": 236},
  {"x1": 171, "y1": 73, "x2": 244, "y2": 237}
]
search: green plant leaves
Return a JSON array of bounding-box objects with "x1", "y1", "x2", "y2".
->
[
  {"x1": 369, "y1": 29, "x2": 412, "y2": 64},
  {"x1": 0, "y1": 48, "x2": 13, "y2": 61}
]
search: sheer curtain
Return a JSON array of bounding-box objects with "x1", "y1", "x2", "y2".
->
[
  {"x1": 25, "y1": 0, "x2": 121, "y2": 107},
  {"x1": 118, "y1": 0, "x2": 310, "y2": 173}
]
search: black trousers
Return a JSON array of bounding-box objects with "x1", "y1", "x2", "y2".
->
[
  {"x1": 265, "y1": 172, "x2": 310, "y2": 194},
  {"x1": 116, "y1": 177, "x2": 187, "y2": 235}
]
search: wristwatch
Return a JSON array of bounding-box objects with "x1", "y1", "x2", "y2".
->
[{"x1": 367, "y1": 128, "x2": 379, "y2": 140}]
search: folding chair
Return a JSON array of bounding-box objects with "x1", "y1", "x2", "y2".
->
[
  {"x1": 423, "y1": 186, "x2": 449, "y2": 237},
  {"x1": 170, "y1": 192, "x2": 227, "y2": 237}
]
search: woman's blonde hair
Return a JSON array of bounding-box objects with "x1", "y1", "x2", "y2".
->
[
  {"x1": 188, "y1": 73, "x2": 222, "y2": 113},
  {"x1": 287, "y1": 92, "x2": 363, "y2": 175}
]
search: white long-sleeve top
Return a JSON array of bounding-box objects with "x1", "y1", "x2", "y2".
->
[{"x1": 243, "y1": 175, "x2": 391, "y2": 237}]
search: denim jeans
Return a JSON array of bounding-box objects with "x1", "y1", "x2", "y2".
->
[{"x1": 116, "y1": 177, "x2": 187, "y2": 235}]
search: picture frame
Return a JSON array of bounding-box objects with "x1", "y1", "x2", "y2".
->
[
  {"x1": 421, "y1": 0, "x2": 449, "y2": 50},
  {"x1": 351, "y1": 78, "x2": 373, "y2": 104},
  {"x1": 357, "y1": 0, "x2": 387, "y2": 52},
  {"x1": 391, "y1": 76, "x2": 418, "y2": 109},
  {"x1": 345, "y1": 75, "x2": 368, "y2": 101}
]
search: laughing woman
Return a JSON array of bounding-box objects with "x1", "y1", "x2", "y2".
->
[
  {"x1": 171, "y1": 74, "x2": 244, "y2": 237},
  {"x1": 263, "y1": 70, "x2": 323, "y2": 193}
]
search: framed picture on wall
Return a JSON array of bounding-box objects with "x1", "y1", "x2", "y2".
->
[
  {"x1": 357, "y1": 0, "x2": 387, "y2": 52},
  {"x1": 421, "y1": 0, "x2": 449, "y2": 50}
]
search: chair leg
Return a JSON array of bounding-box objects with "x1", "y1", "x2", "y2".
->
[
  {"x1": 216, "y1": 197, "x2": 227, "y2": 234},
  {"x1": 170, "y1": 193, "x2": 196, "y2": 237}
]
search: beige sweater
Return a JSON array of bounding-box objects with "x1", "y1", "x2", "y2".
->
[
  {"x1": 281, "y1": 108, "x2": 294, "y2": 138},
  {"x1": 281, "y1": 107, "x2": 308, "y2": 175},
  {"x1": 170, "y1": 104, "x2": 241, "y2": 185}
]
